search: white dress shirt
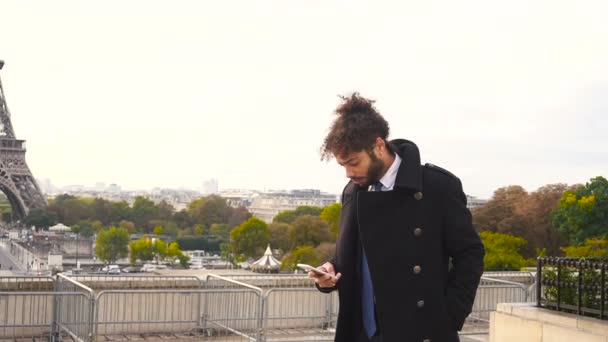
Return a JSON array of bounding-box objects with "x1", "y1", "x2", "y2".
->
[{"x1": 369, "y1": 154, "x2": 402, "y2": 192}]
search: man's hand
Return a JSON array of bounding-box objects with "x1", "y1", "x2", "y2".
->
[{"x1": 308, "y1": 262, "x2": 342, "y2": 288}]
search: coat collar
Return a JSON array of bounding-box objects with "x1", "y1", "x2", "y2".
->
[{"x1": 387, "y1": 139, "x2": 423, "y2": 192}]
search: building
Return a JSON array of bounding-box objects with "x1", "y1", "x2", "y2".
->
[
  {"x1": 201, "y1": 179, "x2": 219, "y2": 195},
  {"x1": 466, "y1": 195, "x2": 488, "y2": 210},
  {"x1": 248, "y1": 189, "x2": 337, "y2": 222}
]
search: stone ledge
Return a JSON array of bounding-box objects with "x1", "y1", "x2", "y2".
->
[{"x1": 491, "y1": 303, "x2": 608, "y2": 342}]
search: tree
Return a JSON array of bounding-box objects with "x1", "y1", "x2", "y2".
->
[
  {"x1": 188, "y1": 195, "x2": 231, "y2": 229},
  {"x1": 288, "y1": 215, "x2": 331, "y2": 249},
  {"x1": 131, "y1": 196, "x2": 159, "y2": 232},
  {"x1": 210, "y1": 223, "x2": 231, "y2": 239},
  {"x1": 95, "y1": 226, "x2": 130, "y2": 264},
  {"x1": 314, "y1": 242, "x2": 336, "y2": 263},
  {"x1": 129, "y1": 238, "x2": 154, "y2": 264},
  {"x1": 472, "y1": 185, "x2": 528, "y2": 234},
  {"x1": 24, "y1": 208, "x2": 57, "y2": 230},
  {"x1": 118, "y1": 220, "x2": 136, "y2": 234},
  {"x1": 320, "y1": 203, "x2": 341, "y2": 239},
  {"x1": 227, "y1": 206, "x2": 252, "y2": 228},
  {"x1": 510, "y1": 184, "x2": 571, "y2": 256},
  {"x1": 553, "y1": 176, "x2": 608, "y2": 244},
  {"x1": 173, "y1": 209, "x2": 193, "y2": 229},
  {"x1": 561, "y1": 237, "x2": 608, "y2": 258},
  {"x1": 273, "y1": 206, "x2": 323, "y2": 224},
  {"x1": 229, "y1": 217, "x2": 270, "y2": 259},
  {"x1": 153, "y1": 226, "x2": 164, "y2": 236},
  {"x1": 268, "y1": 222, "x2": 290, "y2": 252},
  {"x1": 193, "y1": 224, "x2": 204, "y2": 236},
  {"x1": 480, "y1": 231, "x2": 528, "y2": 271},
  {"x1": 281, "y1": 245, "x2": 320, "y2": 271}
]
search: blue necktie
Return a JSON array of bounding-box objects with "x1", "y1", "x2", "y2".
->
[{"x1": 362, "y1": 181, "x2": 382, "y2": 338}]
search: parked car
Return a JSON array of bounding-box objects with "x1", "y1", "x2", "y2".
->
[
  {"x1": 141, "y1": 264, "x2": 167, "y2": 272},
  {"x1": 122, "y1": 266, "x2": 142, "y2": 273},
  {"x1": 101, "y1": 265, "x2": 121, "y2": 274}
]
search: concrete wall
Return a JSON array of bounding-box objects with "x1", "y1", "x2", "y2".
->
[{"x1": 490, "y1": 303, "x2": 608, "y2": 342}]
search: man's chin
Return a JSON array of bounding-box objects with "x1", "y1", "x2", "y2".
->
[{"x1": 351, "y1": 179, "x2": 370, "y2": 187}]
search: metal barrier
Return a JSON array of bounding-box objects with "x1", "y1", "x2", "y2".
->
[
  {"x1": 0, "y1": 291, "x2": 91, "y2": 340},
  {"x1": 0, "y1": 275, "x2": 55, "y2": 291},
  {"x1": 1, "y1": 273, "x2": 538, "y2": 341},
  {"x1": 56, "y1": 274, "x2": 96, "y2": 341},
  {"x1": 263, "y1": 288, "x2": 336, "y2": 341},
  {"x1": 469, "y1": 276, "x2": 532, "y2": 323}
]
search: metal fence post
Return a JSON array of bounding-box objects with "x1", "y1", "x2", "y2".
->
[
  {"x1": 256, "y1": 293, "x2": 266, "y2": 342},
  {"x1": 536, "y1": 257, "x2": 542, "y2": 308},
  {"x1": 88, "y1": 295, "x2": 96, "y2": 341}
]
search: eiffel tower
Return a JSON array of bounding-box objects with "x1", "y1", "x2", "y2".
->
[{"x1": 0, "y1": 60, "x2": 47, "y2": 220}]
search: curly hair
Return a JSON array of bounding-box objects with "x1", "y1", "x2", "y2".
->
[{"x1": 320, "y1": 93, "x2": 390, "y2": 160}]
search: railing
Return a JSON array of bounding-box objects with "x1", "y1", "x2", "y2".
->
[
  {"x1": 0, "y1": 272, "x2": 538, "y2": 341},
  {"x1": 469, "y1": 276, "x2": 532, "y2": 323},
  {"x1": 56, "y1": 274, "x2": 96, "y2": 341},
  {"x1": 537, "y1": 257, "x2": 607, "y2": 320}
]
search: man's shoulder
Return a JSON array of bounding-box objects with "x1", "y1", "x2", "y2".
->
[
  {"x1": 423, "y1": 163, "x2": 458, "y2": 179},
  {"x1": 422, "y1": 163, "x2": 462, "y2": 189}
]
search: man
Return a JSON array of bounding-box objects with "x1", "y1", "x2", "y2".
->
[{"x1": 310, "y1": 93, "x2": 485, "y2": 342}]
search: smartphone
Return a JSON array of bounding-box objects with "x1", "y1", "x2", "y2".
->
[{"x1": 297, "y1": 263, "x2": 336, "y2": 278}]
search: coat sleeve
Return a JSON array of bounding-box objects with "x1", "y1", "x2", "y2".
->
[
  {"x1": 315, "y1": 182, "x2": 355, "y2": 294},
  {"x1": 442, "y1": 176, "x2": 485, "y2": 331}
]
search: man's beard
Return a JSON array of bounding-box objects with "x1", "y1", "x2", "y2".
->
[{"x1": 364, "y1": 151, "x2": 385, "y2": 187}]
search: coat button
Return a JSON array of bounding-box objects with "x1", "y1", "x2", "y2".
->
[
  {"x1": 414, "y1": 192, "x2": 423, "y2": 200},
  {"x1": 413, "y1": 265, "x2": 422, "y2": 274},
  {"x1": 414, "y1": 228, "x2": 422, "y2": 237},
  {"x1": 417, "y1": 300, "x2": 425, "y2": 308}
]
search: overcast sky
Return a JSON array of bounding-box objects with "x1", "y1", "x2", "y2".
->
[{"x1": 1, "y1": 0, "x2": 607, "y2": 199}]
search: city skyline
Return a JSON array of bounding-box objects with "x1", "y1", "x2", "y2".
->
[{"x1": 1, "y1": 1, "x2": 607, "y2": 199}]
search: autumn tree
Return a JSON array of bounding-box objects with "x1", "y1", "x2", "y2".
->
[{"x1": 472, "y1": 186, "x2": 528, "y2": 234}]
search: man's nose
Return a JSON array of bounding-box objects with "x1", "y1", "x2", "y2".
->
[{"x1": 345, "y1": 167, "x2": 355, "y2": 178}]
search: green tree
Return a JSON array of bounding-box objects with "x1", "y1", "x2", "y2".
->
[
  {"x1": 153, "y1": 226, "x2": 164, "y2": 235},
  {"x1": 288, "y1": 215, "x2": 331, "y2": 249},
  {"x1": 552, "y1": 176, "x2": 608, "y2": 244},
  {"x1": 268, "y1": 222, "x2": 290, "y2": 252},
  {"x1": 229, "y1": 217, "x2": 270, "y2": 259},
  {"x1": 480, "y1": 231, "x2": 528, "y2": 271},
  {"x1": 320, "y1": 203, "x2": 341, "y2": 239},
  {"x1": 281, "y1": 245, "x2": 320, "y2": 271},
  {"x1": 131, "y1": 196, "x2": 159, "y2": 232},
  {"x1": 210, "y1": 223, "x2": 231, "y2": 238},
  {"x1": 273, "y1": 206, "x2": 323, "y2": 224},
  {"x1": 188, "y1": 195, "x2": 231, "y2": 229},
  {"x1": 95, "y1": 226, "x2": 130, "y2": 264},
  {"x1": 24, "y1": 208, "x2": 58, "y2": 230},
  {"x1": 193, "y1": 224, "x2": 204, "y2": 236}
]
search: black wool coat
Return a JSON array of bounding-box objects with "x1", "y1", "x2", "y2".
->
[{"x1": 319, "y1": 139, "x2": 485, "y2": 342}]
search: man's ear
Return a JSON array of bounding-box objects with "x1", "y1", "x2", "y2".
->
[{"x1": 375, "y1": 137, "x2": 386, "y2": 153}]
